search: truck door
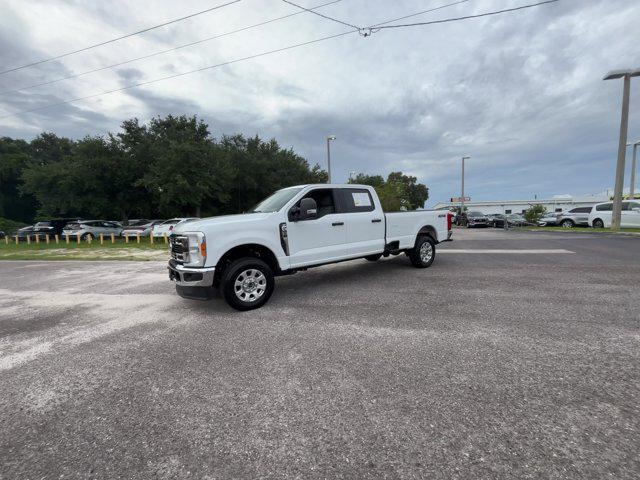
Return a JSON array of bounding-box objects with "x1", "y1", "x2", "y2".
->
[
  {"x1": 286, "y1": 188, "x2": 348, "y2": 268},
  {"x1": 337, "y1": 187, "x2": 385, "y2": 257}
]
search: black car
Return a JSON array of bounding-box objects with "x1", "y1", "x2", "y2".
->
[
  {"x1": 32, "y1": 218, "x2": 81, "y2": 240},
  {"x1": 488, "y1": 214, "x2": 507, "y2": 228},
  {"x1": 466, "y1": 211, "x2": 489, "y2": 228}
]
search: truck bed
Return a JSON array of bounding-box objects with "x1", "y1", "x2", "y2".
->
[{"x1": 385, "y1": 210, "x2": 449, "y2": 249}]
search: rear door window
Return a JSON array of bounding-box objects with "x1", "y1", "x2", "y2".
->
[
  {"x1": 596, "y1": 203, "x2": 613, "y2": 211},
  {"x1": 337, "y1": 188, "x2": 375, "y2": 213}
]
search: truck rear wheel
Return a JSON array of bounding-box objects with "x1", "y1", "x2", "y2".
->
[
  {"x1": 220, "y1": 257, "x2": 274, "y2": 311},
  {"x1": 408, "y1": 236, "x2": 436, "y2": 268}
]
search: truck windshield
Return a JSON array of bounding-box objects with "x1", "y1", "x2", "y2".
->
[{"x1": 251, "y1": 187, "x2": 304, "y2": 213}]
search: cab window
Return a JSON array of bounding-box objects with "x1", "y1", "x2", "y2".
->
[
  {"x1": 297, "y1": 188, "x2": 337, "y2": 218},
  {"x1": 338, "y1": 188, "x2": 375, "y2": 213}
]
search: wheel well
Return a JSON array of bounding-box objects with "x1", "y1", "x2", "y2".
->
[
  {"x1": 561, "y1": 218, "x2": 574, "y2": 224},
  {"x1": 214, "y1": 244, "x2": 280, "y2": 285},
  {"x1": 417, "y1": 225, "x2": 438, "y2": 244}
]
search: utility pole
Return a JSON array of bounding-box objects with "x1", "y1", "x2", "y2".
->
[
  {"x1": 461, "y1": 156, "x2": 470, "y2": 224},
  {"x1": 629, "y1": 141, "x2": 639, "y2": 198},
  {"x1": 326, "y1": 135, "x2": 336, "y2": 183},
  {"x1": 604, "y1": 68, "x2": 640, "y2": 230}
]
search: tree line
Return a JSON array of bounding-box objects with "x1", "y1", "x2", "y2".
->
[{"x1": 0, "y1": 114, "x2": 428, "y2": 225}]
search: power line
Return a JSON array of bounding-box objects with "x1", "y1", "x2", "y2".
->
[
  {"x1": 0, "y1": 0, "x2": 561, "y2": 119},
  {"x1": 0, "y1": 0, "x2": 342, "y2": 96},
  {"x1": 0, "y1": 0, "x2": 242, "y2": 76},
  {"x1": 281, "y1": 0, "x2": 360, "y2": 30},
  {"x1": 368, "y1": 0, "x2": 473, "y2": 28},
  {"x1": 364, "y1": 0, "x2": 559, "y2": 35},
  {"x1": 0, "y1": 30, "x2": 357, "y2": 119}
]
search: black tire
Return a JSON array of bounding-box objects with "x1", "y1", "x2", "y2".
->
[
  {"x1": 561, "y1": 219, "x2": 574, "y2": 228},
  {"x1": 365, "y1": 254, "x2": 382, "y2": 262},
  {"x1": 408, "y1": 235, "x2": 436, "y2": 268},
  {"x1": 220, "y1": 257, "x2": 274, "y2": 311},
  {"x1": 592, "y1": 218, "x2": 604, "y2": 229},
  {"x1": 81, "y1": 232, "x2": 95, "y2": 241}
]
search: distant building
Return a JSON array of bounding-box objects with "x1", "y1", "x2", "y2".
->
[{"x1": 433, "y1": 194, "x2": 610, "y2": 215}]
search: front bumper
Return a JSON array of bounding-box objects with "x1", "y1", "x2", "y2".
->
[{"x1": 168, "y1": 260, "x2": 215, "y2": 287}]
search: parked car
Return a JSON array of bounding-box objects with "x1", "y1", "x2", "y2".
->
[
  {"x1": 537, "y1": 211, "x2": 559, "y2": 226},
  {"x1": 167, "y1": 184, "x2": 453, "y2": 310},
  {"x1": 0, "y1": 230, "x2": 5, "y2": 239},
  {"x1": 121, "y1": 220, "x2": 164, "y2": 238},
  {"x1": 62, "y1": 220, "x2": 123, "y2": 240},
  {"x1": 15, "y1": 225, "x2": 34, "y2": 240},
  {"x1": 487, "y1": 214, "x2": 506, "y2": 227},
  {"x1": 550, "y1": 206, "x2": 592, "y2": 228},
  {"x1": 466, "y1": 211, "x2": 489, "y2": 228},
  {"x1": 506, "y1": 213, "x2": 531, "y2": 227},
  {"x1": 32, "y1": 218, "x2": 81, "y2": 240},
  {"x1": 152, "y1": 218, "x2": 198, "y2": 238},
  {"x1": 588, "y1": 200, "x2": 640, "y2": 228}
]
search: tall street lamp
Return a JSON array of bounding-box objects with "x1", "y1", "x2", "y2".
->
[
  {"x1": 326, "y1": 135, "x2": 336, "y2": 183},
  {"x1": 628, "y1": 140, "x2": 640, "y2": 198},
  {"x1": 461, "y1": 156, "x2": 470, "y2": 219},
  {"x1": 603, "y1": 68, "x2": 640, "y2": 230}
]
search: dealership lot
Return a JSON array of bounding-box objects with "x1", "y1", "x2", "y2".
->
[{"x1": 1, "y1": 229, "x2": 639, "y2": 479}]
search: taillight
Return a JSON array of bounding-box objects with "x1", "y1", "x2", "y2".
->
[{"x1": 447, "y1": 213, "x2": 453, "y2": 230}]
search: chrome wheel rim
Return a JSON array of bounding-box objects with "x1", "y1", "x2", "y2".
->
[
  {"x1": 419, "y1": 242, "x2": 433, "y2": 263},
  {"x1": 562, "y1": 221, "x2": 572, "y2": 228},
  {"x1": 234, "y1": 269, "x2": 267, "y2": 302}
]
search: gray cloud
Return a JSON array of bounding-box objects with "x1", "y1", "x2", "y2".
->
[{"x1": 1, "y1": 0, "x2": 639, "y2": 205}]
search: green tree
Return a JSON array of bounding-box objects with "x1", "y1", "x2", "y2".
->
[
  {"x1": 349, "y1": 171, "x2": 429, "y2": 211},
  {"x1": 0, "y1": 137, "x2": 38, "y2": 222},
  {"x1": 136, "y1": 115, "x2": 233, "y2": 218},
  {"x1": 524, "y1": 204, "x2": 546, "y2": 224}
]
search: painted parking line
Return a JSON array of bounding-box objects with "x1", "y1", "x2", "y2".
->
[{"x1": 438, "y1": 249, "x2": 574, "y2": 254}]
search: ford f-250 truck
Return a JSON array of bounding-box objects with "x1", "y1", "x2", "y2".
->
[{"x1": 168, "y1": 184, "x2": 452, "y2": 310}]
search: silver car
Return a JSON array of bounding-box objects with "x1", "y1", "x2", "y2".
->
[
  {"x1": 62, "y1": 220, "x2": 123, "y2": 240},
  {"x1": 542, "y1": 206, "x2": 592, "y2": 228},
  {"x1": 121, "y1": 220, "x2": 164, "y2": 238}
]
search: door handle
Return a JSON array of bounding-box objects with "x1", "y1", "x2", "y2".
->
[
  {"x1": 332, "y1": 222, "x2": 344, "y2": 226},
  {"x1": 371, "y1": 219, "x2": 382, "y2": 223}
]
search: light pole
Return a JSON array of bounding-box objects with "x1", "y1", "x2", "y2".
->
[
  {"x1": 326, "y1": 135, "x2": 336, "y2": 183},
  {"x1": 604, "y1": 68, "x2": 640, "y2": 230},
  {"x1": 628, "y1": 140, "x2": 640, "y2": 198},
  {"x1": 461, "y1": 156, "x2": 470, "y2": 223}
]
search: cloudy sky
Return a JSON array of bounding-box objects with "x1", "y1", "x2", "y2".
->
[{"x1": 0, "y1": 0, "x2": 639, "y2": 206}]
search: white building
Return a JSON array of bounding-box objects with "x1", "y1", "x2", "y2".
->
[{"x1": 432, "y1": 194, "x2": 610, "y2": 215}]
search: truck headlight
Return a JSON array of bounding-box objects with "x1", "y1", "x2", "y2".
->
[{"x1": 184, "y1": 232, "x2": 206, "y2": 267}]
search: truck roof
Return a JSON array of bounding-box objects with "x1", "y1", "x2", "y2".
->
[{"x1": 287, "y1": 183, "x2": 373, "y2": 189}]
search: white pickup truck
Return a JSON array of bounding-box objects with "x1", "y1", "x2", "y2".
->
[{"x1": 168, "y1": 184, "x2": 452, "y2": 310}]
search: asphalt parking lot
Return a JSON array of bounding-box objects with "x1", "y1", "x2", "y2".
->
[{"x1": 1, "y1": 228, "x2": 639, "y2": 479}]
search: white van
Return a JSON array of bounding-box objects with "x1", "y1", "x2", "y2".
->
[{"x1": 588, "y1": 201, "x2": 640, "y2": 228}]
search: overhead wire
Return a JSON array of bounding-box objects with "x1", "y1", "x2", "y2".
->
[
  {"x1": 0, "y1": 0, "x2": 242, "y2": 76},
  {"x1": 363, "y1": 0, "x2": 559, "y2": 35},
  {"x1": 0, "y1": 0, "x2": 561, "y2": 119},
  {"x1": 0, "y1": 0, "x2": 342, "y2": 96},
  {"x1": 280, "y1": 0, "x2": 360, "y2": 30}
]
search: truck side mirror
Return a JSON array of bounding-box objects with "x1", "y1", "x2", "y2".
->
[{"x1": 298, "y1": 198, "x2": 318, "y2": 221}]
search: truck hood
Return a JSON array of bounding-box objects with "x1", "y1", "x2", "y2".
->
[{"x1": 173, "y1": 212, "x2": 272, "y2": 233}]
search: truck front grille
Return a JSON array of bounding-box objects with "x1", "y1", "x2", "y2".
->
[{"x1": 170, "y1": 235, "x2": 189, "y2": 263}]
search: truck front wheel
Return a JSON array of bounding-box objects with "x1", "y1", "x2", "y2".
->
[
  {"x1": 220, "y1": 258, "x2": 274, "y2": 311},
  {"x1": 408, "y1": 236, "x2": 436, "y2": 268}
]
